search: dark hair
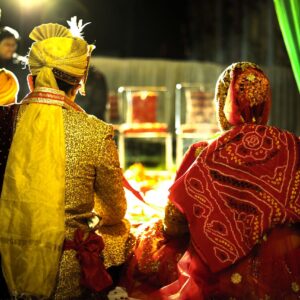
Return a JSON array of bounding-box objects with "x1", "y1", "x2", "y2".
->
[
  {"x1": 55, "y1": 78, "x2": 74, "y2": 94},
  {"x1": 32, "y1": 76, "x2": 75, "y2": 94},
  {"x1": 0, "y1": 26, "x2": 20, "y2": 43}
]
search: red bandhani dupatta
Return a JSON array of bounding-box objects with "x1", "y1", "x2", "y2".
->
[
  {"x1": 175, "y1": 141, "x2": 209, "y2": 180},
  {"x1": 170, "y1": 124, "x2": 300, "y2": 273}
]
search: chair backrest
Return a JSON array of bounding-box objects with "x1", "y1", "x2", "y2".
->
[
  {"x1": 118, "y1": 86, "x2": 169, "y2": 125},
  {"x1": 131, "y1": 91, "x2": 158, "y2": 123},
  {"x1": 107, "y1": 91, "x2": 120, "y2": 123},
  {"x1": 185, "y1": 89, "x2": 215, "y2": 124},
  {"x1": 175, "y1": 83, "x2": 218, "y2": 135}
]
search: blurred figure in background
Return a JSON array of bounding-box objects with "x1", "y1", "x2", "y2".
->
[
  {"x1": 76, "y1": 65, "x2": 108, "y2": 121},
  {"x1": 0, "y1": 26, "x2": 28, "y2": 100}
]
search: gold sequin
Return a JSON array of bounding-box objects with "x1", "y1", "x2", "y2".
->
[
  {"x1": 234, "y1": 68, "x2": 270, "y2": 107},
  {"x1": 215, "y1": 62, "x2": 264, "y2": 130},
  {"x1": 194, "y1": 145, "x2": 206, "y2": 158},
  {"x1": 136, "y1": 219, "x2": 165, "y2": 274},
  {"x1": 98, "y1": 219, "x2": 133, "y2": 268},
  {"x1": 164, "y1": 201, "x2": 189, "y2": 236},
  {"x1": 231, "y1": 272, "x2": 242, "y2": 284},
  {"x1": 291, "y1": 281, "x2": 300, "y2": 293},
  {"x1": 46, "y1": 109, "x2": 129, "y2": 298},
  {"x1": 246, "y1": 74, "x2": 256, "y2": 82},
  {"x1": 54, "y1": 249, "x2": 82, "y2": 299}
]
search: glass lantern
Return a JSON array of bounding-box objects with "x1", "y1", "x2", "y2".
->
[
  {"x1": 117, "y1": 86, "x2": 169, "y2": 133},
  {"x1": 117, "y1": 86, "x2": 172, "y2": 170},
  {"x1": 175, "y1": 83, "x2": 219, "y2": 165}
]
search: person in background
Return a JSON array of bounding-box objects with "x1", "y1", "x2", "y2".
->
[
  {"x1": 0, "y1": 26, "x2": 28, "y2": 100},
  {"x1": 0, "y1": 18, "x2": 133, "y2": 299},
  {"x1": 76, "y1": 65, "x2": 108, "y2": 121},
  {"x1": 0, "y1": 68, "x2": 19, "y2": 186},
  {"x1": 0, "y1": 68, "x2": 19, "y2": 300},
  {"x1": 122, "y1": 62, "x2": 300, "y2": 300}
]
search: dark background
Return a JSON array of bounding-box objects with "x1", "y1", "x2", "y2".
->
[{"x1": 0, "y1": 0, "x2": 291, "y2": 67}]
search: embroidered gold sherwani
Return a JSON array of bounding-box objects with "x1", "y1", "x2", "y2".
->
[{"x1": 14, "y1": 101, "x2": 132, "y2": 299}]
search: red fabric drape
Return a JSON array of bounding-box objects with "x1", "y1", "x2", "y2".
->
[
  {"x1": 170, "y1": 124, "x2": 300, "y2": 272},
  {"x1": 64, "y1": 229, "x2": 112, "y2": 292}
]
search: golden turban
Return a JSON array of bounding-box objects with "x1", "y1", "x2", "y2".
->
[
  {"x1": 28, "y1": 17, "x2": 94, "y2": 95},
  {"x1": 0, "y1": 68, "x2": 19, "y2": 105}
]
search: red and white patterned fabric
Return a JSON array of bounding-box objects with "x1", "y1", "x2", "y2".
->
[{"x1": 171, "y1": 124, "x2": 300, "y2": 272}]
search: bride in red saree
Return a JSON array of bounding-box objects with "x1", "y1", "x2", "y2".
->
[{"x1": 122, "y1": 62, "x2": 300, "y2": 299}]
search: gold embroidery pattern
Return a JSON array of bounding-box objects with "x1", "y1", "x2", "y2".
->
[
  {"x1": 234, "y1": 68, "x2": 270, "y2": 107},
  {"x1": 52, "y1": 68, "x2": 82, "y2": 85},
  {"x1": 164, "y1": 201, "x2": 188, "y2": 236},
  {"x1": 215, "y1": 62, "x2": 260, "y2": 130},
  {"x1": 53, "y1": 110, "x2": 130, "y2": 298},
  {"x1": 291, "y1": 281, "x2": 300, "y2": 293},
  {"x1": 22, "y1": 87, "x2": 84, "y2": 112},
  {"x1": 194, "y1": 145, "x2": 206, "y2": 158},
  {"x1": 231, "y1": 272, "x2": 242, "y2": 284},
  {"x1": 289, "y1": 170, "x2": 300, "y2": 215}
]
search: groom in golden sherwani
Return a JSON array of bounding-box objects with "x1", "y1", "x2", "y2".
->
[{"x1": 0, "y1": 18, "x2": 132, "y2": 299}]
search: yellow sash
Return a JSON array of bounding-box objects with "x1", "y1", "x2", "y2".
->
[{"x1": 0, "y1": 87, "x2": 80, "y2": 297}]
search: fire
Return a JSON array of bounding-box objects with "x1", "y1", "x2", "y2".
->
[{"x1": 124, "y1": 163, "x2": 175, "y2": 226}]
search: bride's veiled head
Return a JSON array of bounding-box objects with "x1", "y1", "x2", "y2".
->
[{"x1": 215, "y1": 62, "x2": 271, "y2": 131}]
